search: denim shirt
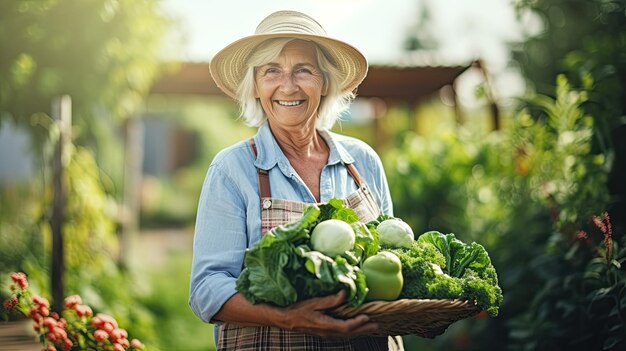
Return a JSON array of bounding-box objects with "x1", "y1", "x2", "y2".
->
[{"x1": 189, "y1": 122, "x2": 393, "y2": 323}]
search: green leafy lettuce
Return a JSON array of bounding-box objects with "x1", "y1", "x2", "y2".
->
[{"x1": 236, "y1": 201, "x2": 371, "y2": 307}]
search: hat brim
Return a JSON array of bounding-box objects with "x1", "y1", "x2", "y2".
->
[{"x1": 209, "y1": 33, "x2": 368, "y2": 100}]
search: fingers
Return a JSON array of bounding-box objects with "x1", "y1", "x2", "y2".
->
[
  {"x1": 315, "y1": 290, "x2": 347, "y2": 310},
  {"x1": 280, "y1": 290, "x2": 380, "y2": 338},
  {"x1": 301, "y1": 314, "x2": 379, "y2": 338},
  {"x1": 289, "y1": 290, "x2": 346, "y2": 312}
]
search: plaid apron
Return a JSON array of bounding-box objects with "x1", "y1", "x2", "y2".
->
[{"x1": 215, "y1": 140, "x2": 403, "y2": 351}]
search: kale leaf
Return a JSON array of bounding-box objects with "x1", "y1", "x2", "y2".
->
[{"x1": 391, "y1": 231, "x2": 503, "y2": 317}]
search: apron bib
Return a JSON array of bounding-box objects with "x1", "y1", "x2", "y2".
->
[{"x1": 216, "y1": 139, "x2": 402, "y2": 351}]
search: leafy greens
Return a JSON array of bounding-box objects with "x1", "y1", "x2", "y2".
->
[
  {"x1": 389, "y1": 231, "x2": 503, "y2": 317},
  {"x1": 236, "y1": 201, "x2": 503, "y2": 318},
  {"x1": 236, "y1": 201, "x2": 372, "y2": 307}
]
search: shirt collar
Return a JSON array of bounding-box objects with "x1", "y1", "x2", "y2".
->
[
  {"x1": 318, "y1": 128, "x2": 355, "y2": 165},
  {"x1": 252, "y1": 123, "x2": 355, "y2": 172}
]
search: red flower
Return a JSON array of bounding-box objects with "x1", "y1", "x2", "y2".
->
[
  {"x1": 64, "y1": 295, "x2": 82, "y2": 309},
  {"x1": 10, "y1": 272, "x2": 28, "y2": 289},
  {"x1": 43, "y1": 317, "x2": 58, "y2": 329},
  {"x1": 117, "y1": 338, "x2": 130, "y2": 348},
  {"x1": 5, "y1": 272, "x2": 144, "y2": 351},
  {"x1": 75, "y1": 304, "x2": 93, "y2": 317},
  {"x1": 111, "y1": 328, "x2": 129, "y2": 342},
  {"x1": 92, "y1": 313, "x2": 119, "y2": 329},
  {"x1": 592, "y1": 211, "x2": 613, "y2": 262},
  {"x1": 575, "y1": 230, "x2": 588, "y2": 239},
  {"x1": 3, "y1": 296, "x2": 17, "y2": 310},
  {"x1": 32, "y1": 294, "x2": 50, "y2": 309},
  {"x1": 130, "y1": 339, "x2": 143, "y2": 349},
  {"x1": 52, "y1": 326, "x2": 68, "y2": 340},
  {"x1": 94, "y1": 329, "x2": 109, "y2": 342},
  {"x1": 62, "y1": 338, "x2": 73, "y2": 351}
]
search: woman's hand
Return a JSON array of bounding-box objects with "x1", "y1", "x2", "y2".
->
[{"x1": 276, "y1": 290, "x2": 380, "y2": 338}]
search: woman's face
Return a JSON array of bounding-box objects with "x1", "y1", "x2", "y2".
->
[{"x1": 254, "y1": 40, "x2": 327, "y2": 130}]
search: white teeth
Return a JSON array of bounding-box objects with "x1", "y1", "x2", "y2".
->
[{"x1": 277, "y1": 100, "x2": 302, "y2": 106}]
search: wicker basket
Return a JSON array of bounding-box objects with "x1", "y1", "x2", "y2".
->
[{"x1": 330, "y1": 299, "x2": 481, "y2": 338}]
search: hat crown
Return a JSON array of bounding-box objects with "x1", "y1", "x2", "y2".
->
[{"x1": 255, "y1": 10, "x2": 327, "y2": 36}]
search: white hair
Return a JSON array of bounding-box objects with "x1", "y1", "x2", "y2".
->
[{"x1": 236, "y1": 38, "x2": 355, "y2": 130}]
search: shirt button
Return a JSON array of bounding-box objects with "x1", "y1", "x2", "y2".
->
[{"x1": 262, "y1": 199, "x2": 272, "y2": 209}]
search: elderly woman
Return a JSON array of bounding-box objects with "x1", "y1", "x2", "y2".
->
[{"x1": 189, "y1": 10, "x2": 398, "y2": 350}]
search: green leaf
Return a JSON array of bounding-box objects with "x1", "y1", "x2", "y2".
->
[
  {"x1": 603, "y1": 336, "x2": 621, "y2": 350},
  {"x1": 611, "y1": 259, "x2": 621, "y2": 269},
  {"x1": 417, "y1": 231, "x2": 452, "y2": 272},
  {"x1": 351, "y1": 221, "x2": 379, "y2": 262},
  {"x1": 237, "y1": 238, "x2": 299, "y2": 306},
  {"x1": 450, "y1": 240, "x2": 491, "y2": 278},
  {"x1": 295, "y1": 250, "x2": 367, "y2": 307},
  {"x1": 367, "y1": 213, "x2": 395, "y2": 227},
  {"x1": 317, "y1": 199, "x2": 359, "y2": 223}
]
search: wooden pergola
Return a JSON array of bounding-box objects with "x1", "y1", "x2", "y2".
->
[
  {"x1": 148, "y1": 61, "x2": 505, "y2": 148},
  {"x1": 150, "y1": 62, "x2": 473, "y2": 105}
]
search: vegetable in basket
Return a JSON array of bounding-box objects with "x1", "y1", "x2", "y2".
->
[
  {"x1": 376, "y1": 218, "x2": 414, "y2": 248},
  {"x1": 310, "y1": 219, "x2": 356, "y2": 257},
  {"x1": 236, "y1": 200, "x2": 373, "y2": 308},
  {"x1": 361, "y1": 251, "x2": 404, "y2": 301},
  {"x1": 388, "y1": 231, "x2": 503, "y2": 317}
]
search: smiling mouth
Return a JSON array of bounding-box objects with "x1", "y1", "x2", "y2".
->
[{"x1": 276, "y1": 100, "x2": 304, "y2": 107}]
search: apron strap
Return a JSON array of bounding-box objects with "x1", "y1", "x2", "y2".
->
[
  {"x1": 249, "y1": 139, "x2": 271, "y2": 198},
  {"x1": 345, "y1": 162, "x2": 365, "y2": 188}
]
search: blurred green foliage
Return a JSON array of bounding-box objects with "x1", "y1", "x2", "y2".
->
[
  {"x1": 393, "y1": 0, "x2": 626, "y2": 349},
  {"x1": 513, "y1": 0, "x2": 626, "y2": 222},
  {"x1": 1, "y1": 143, "x2": 159, "y2": 347},
  {"x1": 0, "y1": 0, "x2": 175, "y2": 198},
  {"x1": 140, "y1": 251, "x2": 216, "y2": 351},
  {"x1": 0, "y1": 0, "x2": 173, "y2": 349},
  {"x1": 392, "y1": 75, "x2": 622, "y2": 350},
  {"x1": 0, "y1": 0, "x2": 171, "y2": 130},
  {"x1": 505, "y1": 1, "x2": 626, "y2": 347}
]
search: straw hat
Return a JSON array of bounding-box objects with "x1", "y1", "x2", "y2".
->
[{"x1": 209, "y1": 10, "x2": 368, "y2": 100}]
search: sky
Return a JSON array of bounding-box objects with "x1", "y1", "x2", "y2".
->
[{"x1": 161, "y1": 0, "x2": 541, "y2": 101}]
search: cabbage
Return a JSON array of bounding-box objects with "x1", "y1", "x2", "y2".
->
[
  {"x1": 310, "y1": 219, "x2": 356, "y2": 257},
  {"x1": 377, "y1": 219, "x2": 414, "y2": 248}
]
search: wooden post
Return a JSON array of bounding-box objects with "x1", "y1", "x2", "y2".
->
[
  {"x1": 51, "y1": 95, "x2": 71, "y2": 312},
  {"x1": 473, "y1": 60, "x2": 500, "y2": 130},
  {"x1": 450, "y1": 83, "x2": 465, "y2": 127},
  {"x1": 120, "y1": 116, "x2": 144, "y2": 269}
]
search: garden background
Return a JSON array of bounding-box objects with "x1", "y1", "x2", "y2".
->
[{"x1": 1, "y1": 0, "x2": 625, "y2": 350}]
